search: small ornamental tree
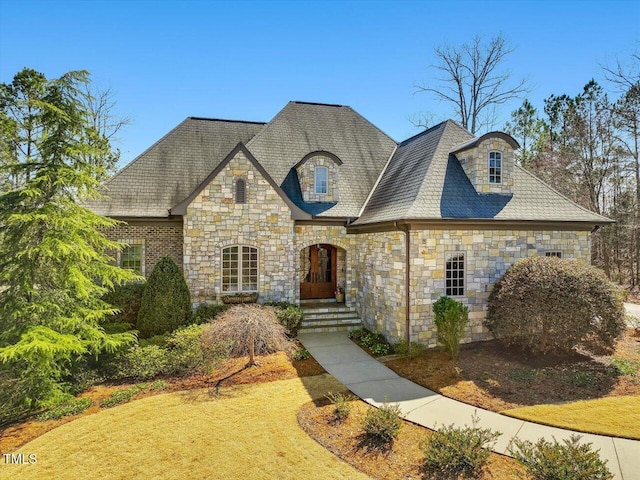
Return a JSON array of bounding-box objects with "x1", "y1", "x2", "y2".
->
[
  {"x1": 485, "y1": 257, "x2": 625, "y2": 355},
  {"x1": 137, "y1": 257, "x2": 192, "y2": 338}
]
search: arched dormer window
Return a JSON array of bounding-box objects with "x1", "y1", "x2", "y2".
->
[
  {"x1": 235, "y1": 178, "x2": 246, "y2": 203},
  {"x1": 315, "y1": 166, "x2": 328, "y2": 194},
  {"x1": 488, "y1": 152, "x2": 502, "y2": 184}
]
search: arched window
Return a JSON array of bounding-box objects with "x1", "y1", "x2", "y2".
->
[
  {"x1": 235, "y1": 178, "x2": 246, "y2": 203},
  {"x1": 488, "y1": 152, "x2": 502, "y2": 184},
  {"x1": 222, "y1": 245, "x2": 258, "y2": 292},
  {"x1": 315, "y1": 166, "x2": 328, "y2": 194}
]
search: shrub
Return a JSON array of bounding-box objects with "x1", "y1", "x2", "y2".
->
[
  {"x1": 139, "y1": 334, "x2": 169, "y2": 348},
  {"x1": 37, "y1": 397, "x2": 92, "y2": 421},
  {"x1": 361, "y1": 331, "x2": 387, "y2": 348},
  {"x1": 432, "y1": 296, "x2": 469, "y2": 360},
  {"x1": 102, "y1": 282, "x2": 146, "y2": 326},
  {"x1": 291, "y1": 348, "x2": 310, "y2": 361},
  {"x1": 370, "y1": 342, "x2": 391, "y2": 356},
  {"x1": 485, "y1": 257, "x2": 626, "y2": 355},
  {"x1": 325, "y1": 391, "x2": 353, "y2": 422},
  {"x1": 394, "y1": 340, "x2": 426, "y2": 359},
  {"x1": 362, "y1": 402, "x2": 402, "y2": 442},
  {"x1": 165, "y1": 324, "x2": 225, "y2": 375},
  {"x1": 104, "y1": 345, "x2": 168, "y2": 381},
  {"x1": 137, "y1": 257, "x2": 192, "y2": 338},
  {"x1": 508, "y1": 434, "x2": 613, "y2": 480},
  {"x1": 348, "y1": 327, "x2": 368, "y2": 341},
  {"x1": 100, "y1": 384, "x2": 147, "y2": 408},
  {"x1": 275, "y1": 305, "x2": 304, "y2": 337},
  {"x1": 193, "y1": 304, "x2": 229, "y2": 324},
  {"x1": 150, "y1": 379, "x2": 168, "y2": 390},
  {"x1": 421, "y1": 416, "x2": 501, "y2": 478},
  {"x1": 202, "y1": 305, "x2": 295, "y2": 366}
]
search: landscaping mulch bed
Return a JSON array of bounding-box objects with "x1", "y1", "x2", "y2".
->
[
  {"x1": 384, "y1": 329, "x2": 640, "y2": 412},
  {"x1": 297, "y1": 396, "x2": 524, "y2": 480},
  {"x1": 0, "y1": 351, "x2": 325, "y2": 454}
]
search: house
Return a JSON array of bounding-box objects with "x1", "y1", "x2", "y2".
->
[{"x1": 87, "y1": 101, "x2": 610, "y2": 344}]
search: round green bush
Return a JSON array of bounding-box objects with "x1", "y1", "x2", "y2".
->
[
  {"x1": 137, "y1": 257, "x2": 192, "y2": 338},
  {"x1": 485, "y1": 257, "x2": 625, "y2": 354}
]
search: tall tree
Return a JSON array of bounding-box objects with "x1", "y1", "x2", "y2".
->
[
  {"x1": 416, "y1": 34, "x2": 528, "y2": 134},
  {"x1": 0, "y1": 68, "x2": 137, "y2": 415},
  {"x1": 504, "y1": 99, "x2": 545, "y2": 168}
]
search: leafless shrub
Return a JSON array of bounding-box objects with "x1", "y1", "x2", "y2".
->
[{"x1": 202, "y1": 305, "x2": 295, "y2": 366}]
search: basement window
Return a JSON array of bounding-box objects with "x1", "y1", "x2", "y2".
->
[{"x1": 545, "y1": 251, "x2": 562, "y2": 258}]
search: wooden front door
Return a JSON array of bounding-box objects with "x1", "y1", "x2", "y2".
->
[{"x1": 300, "y1": 244, "x2": 337, "y2": 299}]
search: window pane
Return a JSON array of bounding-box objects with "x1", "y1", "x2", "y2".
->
[
  {"x1": 445, "y1": 253, "x2": 465, "y2": 296},
  {"x1": 315, "y1": 167, "x2": 328, "y2": 194},
  {"x1": 121, "y1": 244, "x2": 143, "y2": 275}
]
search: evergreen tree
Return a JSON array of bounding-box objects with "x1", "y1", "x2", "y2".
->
[
  {"x1": 0, "y1": 68, "x2": 137, "y2": 412},
  {"x1": 137, "y1": 257, "x2": 191, "y2": 338}
]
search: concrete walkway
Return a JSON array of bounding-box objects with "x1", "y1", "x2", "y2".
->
[
  {"x1": 625, "y1": 302, "x2": 640, "y2": 326},
  {"x1": 299, "y1": 331, "x2": 640, "y2": 480}
]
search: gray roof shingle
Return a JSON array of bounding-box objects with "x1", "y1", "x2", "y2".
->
[
  {"x1": 246, "y1": 101, "x2": 397, "y2": 217},
  {"x1": 355, "y1": 120, "x2": 610, "y2": 225},
  {"x1": 86, "y1": 118, "x2": 264, "y2": 217}
]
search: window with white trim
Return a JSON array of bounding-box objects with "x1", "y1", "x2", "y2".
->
[
  {"x1": 222, "y1": 246, "x2": 258, "y2": 292},
  {"x1": 121, "y1": 244, "x2": 144, "y2": 276},
  {"x1": 545, "y1": 251, "x2": 562, "y2": 258},
  {"x1": 315, "y1": 166, "x2": 328, "y2": 194},
  {"x1": 488, "y1": 151, "x2": 502, "y2": 184},
  {"x1": 235, "y1": 178, "x2": 246, "y2": 204},
  {"x1": 445, "y1": 252, "x2": 465, "y2": 296}
]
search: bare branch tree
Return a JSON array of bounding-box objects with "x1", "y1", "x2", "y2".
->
[{"x1": 416, "y1": 34, "x2": 529, "y2": 134}]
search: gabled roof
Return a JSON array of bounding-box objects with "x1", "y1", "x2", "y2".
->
[
  {"x1": 246, "y1": 101, "x2": 397, "y2": 217},
  {"x1": 85, "y1": 117, "x2": 264, "y2": 217},
  {"x1": 171, "y1": 143, "x2": 311, "y2": 220},
  {"x1": 354, "y1": 120, "x2": 611, "y2": 226}
]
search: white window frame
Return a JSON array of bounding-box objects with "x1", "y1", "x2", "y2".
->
[
  {"x1": 315, "y1": 166, "x2": 328, "y2": 195},
  {"x1": 222, "y1": 245, "x2": 258, "y2": 293},
  {"x1": 445, "y1": 252, "x2": 465, "y2": 297},
  {"x1": 545, "y1": 250, "x2": 562, "y2": 258},
  {"x1": 488, "y1": 151, "x2": 502, "y2": 184},
  {"x1": 118, "y1": 241, "x2": 145, "y2": 276}
]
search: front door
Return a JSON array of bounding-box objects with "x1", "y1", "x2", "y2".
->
[{"x1": 300, "y1": 244, "x2": 337, "y2": 299}]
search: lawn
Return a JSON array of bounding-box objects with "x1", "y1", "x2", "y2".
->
[
  {"x1": 384, "y1": 329, "x2": 640, "y2": 439},
  {"x1": 1, "y1": 375, "x2": 370, "y2": 480}
]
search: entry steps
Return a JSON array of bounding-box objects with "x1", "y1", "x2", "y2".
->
[{"x1": 299, "y1": 298, "x2": 363, "y2": 333}]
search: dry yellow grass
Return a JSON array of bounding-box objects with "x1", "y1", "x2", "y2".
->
[
  {"x1": 502, "y1": 394, "x2": 640, "y2": 439},
  {"x1": 1, "y1": 375, "x2": 370, "y2": 480}
]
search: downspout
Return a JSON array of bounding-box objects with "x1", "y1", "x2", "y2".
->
[{"x1": 395, "y1": 221, "x2": 411, "y2": 343}]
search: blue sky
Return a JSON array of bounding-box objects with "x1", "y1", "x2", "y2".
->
[{"x1": 1, "y1": 0, "x2": 638, "y2": 167}]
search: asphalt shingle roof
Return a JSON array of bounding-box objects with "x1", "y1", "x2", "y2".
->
[
  {"x1": 86, "y1": 118, "x2": 264, "y2": 217},
  {"x1": 355, "y1": 120, "x2": 610, "y2": 225},
  {"x1": 246, "y1": 101, "x2": 397, "y2": 217}
]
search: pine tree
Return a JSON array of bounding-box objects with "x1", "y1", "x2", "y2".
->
[{"x1": 0, "y1": 68, "x2": 137, "y2": 412}]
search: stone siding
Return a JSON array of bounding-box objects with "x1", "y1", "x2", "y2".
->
[
  {"x1": 183, "y1": 150, "x2": 296, "y2": 304},
  {"x1": 296, "y1": 155, "x2": 340, "y2": 202},
  {"x1": 104, "y1": 222, "x2": 183, "y2": 277},
  {"x1": 457, "y1": 137, "x2": 515, "y2": 194},
  {"x1": 408, "y1": 228, "x2": 591, "y2": 345}
]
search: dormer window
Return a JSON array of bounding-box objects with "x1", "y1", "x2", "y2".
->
[
  {"x1": 489, "y1": 152, "x2": 502, "y2": 184},
  {"x1": 315, "y1": 166, "x2": 328, "y2": 194},
  {"x1": 235, "y1": 178, "x2": 246, "y2": 203}
]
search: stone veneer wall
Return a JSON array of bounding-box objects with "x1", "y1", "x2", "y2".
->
[
  {"x1": 296, "y1": 155, "x2": 340, "y2": 202},
  {"x1": 184, "y1": 150, "x2": 296, "y2": 304},
  {"x1": 104, "y1": 222, "x2": 183, "y2": 278},
  {"x1": 407, "y1": 228, "x2": 591, "y2": 345},
  {"x1": 457, "y1": 137, "x2": 515, "y2": 194},
  {"x1": 352, "y1": 231, "x2": 407, "y2": 339}
]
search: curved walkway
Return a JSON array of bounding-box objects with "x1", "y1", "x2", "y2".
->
[{"x1": 299, "y1": 332, "x2": 640, "y2": 480}]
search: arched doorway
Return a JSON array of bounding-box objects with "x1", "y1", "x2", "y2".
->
[{"x1": 300, "y1": 244, "x2": 337, "y2": 299}]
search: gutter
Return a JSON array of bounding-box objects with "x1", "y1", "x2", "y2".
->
[{"x1": 395, "y1": 221, "x2": 411, "y2": 342}]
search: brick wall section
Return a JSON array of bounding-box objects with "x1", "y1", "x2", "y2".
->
[
  {"x1": 457, "y1": 137, "x2": 515, "y2": 194},
  {"x1": 184, "y1": 150, "x2": 296, "y2": 304},
  {"x1": 103, "y1": 222, "x2": 183, "y2": 277}
]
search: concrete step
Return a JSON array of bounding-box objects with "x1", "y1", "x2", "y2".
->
[
  {"x1": 300, "y1": 298, "x2": 337, "y2": 305},
  {"x1": 299, "y1": 324, "x2": 362, "y2": 333},
  {"x1": 302, "y1": 307, "x2": 356, "y2": 317},
  {"x1": 301, "y1": 316, "x2": 362, "y2": 327}
]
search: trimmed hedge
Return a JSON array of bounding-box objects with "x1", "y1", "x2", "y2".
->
[
  {"x1": 485, "y1": 257, "x2": 625, "y2": 355},
  {"x1": 137, "y1": 257, "x2": 191, "y2": 338}
]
